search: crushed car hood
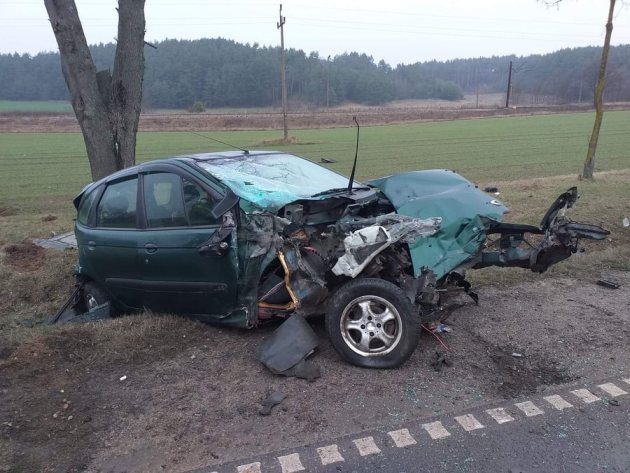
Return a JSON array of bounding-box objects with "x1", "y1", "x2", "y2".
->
[{"x1": 369, "y1": 170, "x2": 508, "y2": 279}]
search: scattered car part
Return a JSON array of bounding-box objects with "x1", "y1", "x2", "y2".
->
[
  {"x1": 596, "y1": 279, "x2": 620, "y2": 289},
  {"x1": 259, "y1": 390, "x2": 286, "y2": 416},
  {"x1": 258, "y1": 314, "x2": 320, "y2": 378}
]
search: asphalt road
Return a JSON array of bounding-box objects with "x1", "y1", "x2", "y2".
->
[{"x1": 200, "y1": 377, "x2": 630, "y2": 473}]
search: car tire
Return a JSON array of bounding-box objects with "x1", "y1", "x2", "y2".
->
[
  {"x1": 83, "y1": 281, "x2": 111, "y2": 312},
  {"x1": 325, "y1": 278, "x2": 419, "y2": 369}
]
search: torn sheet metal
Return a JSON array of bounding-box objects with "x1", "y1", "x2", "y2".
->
[
  {"x1": 332, "y1": 216, "x2": 441, "y2": 278},
  {"x1": 258, "y1": 314, "x2": 320, "y2": 378},
  {"x1": 33, "y1": 231, "x2": 77, "y2": 250},
  {"x1": 369, "y1": 170, "x2": 508, "y2": 279}
]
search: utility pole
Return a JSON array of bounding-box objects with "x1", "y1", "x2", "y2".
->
[
  {"x1": 326, "y1": 55, "x2": 331, "y2": 109},
  {"x1": 277, "y1": 4, "x2": 288, "y2": 141},
  {"x1": 505, "y1": 60, "x2": 513, "y2": 108},
  {"x1": 475, "y1": 60, "x2": 479, "y2": 108}
]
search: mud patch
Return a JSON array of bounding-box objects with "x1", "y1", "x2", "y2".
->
[
  {"x1": 0, "y1": 205, "x2": 18, "y2": 217},
  {"x1": 489, "y1": 347, "x2": 574, "y2": 398},
  {"x1": 42, "y1": 214, "x2": 58, "y2": 222},
  {"x1": 3, "y1": 241, "x2": 45, "y2": 271}
]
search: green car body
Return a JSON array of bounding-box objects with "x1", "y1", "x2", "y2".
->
[{"x1": 73, "y1": 151, "x2": 605, "y2": 332}]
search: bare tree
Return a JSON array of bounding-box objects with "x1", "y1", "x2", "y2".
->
[
  {"x1": 45, "y1": 0, "x2": 146, "y2": 181},
  {"x1": 543, "y1": 0, "x2": 617, "y2": 179},
  {"x1": 582, "y1": 0, "x2": 616, "y2": 179}
]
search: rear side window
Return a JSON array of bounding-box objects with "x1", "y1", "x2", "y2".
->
[
  {"x1": 96, "y1": 178, "x2": 138, "y2": 228},
  {"x1": 77, "y1": 186, "x2": 100, "y2": 226}
]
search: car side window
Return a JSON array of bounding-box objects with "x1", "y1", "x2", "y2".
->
[
  {"x1": 96, "y1": 178, "x2": 138, "y2": 228},
  {"x1": 183, "y1": 177, "x2": 217, "y2": 226},
  {"x1": 77, "y1": 186, "x2": 100, "y2": 226},
  {"x1": 144, "y1": 173, "x2": 188, "y2": 228}
]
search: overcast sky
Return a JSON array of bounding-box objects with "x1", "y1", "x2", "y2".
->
[{"x1": 1, "y1": 0, "x2": 629, "y2": 64}]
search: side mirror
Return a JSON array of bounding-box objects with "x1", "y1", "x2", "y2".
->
[{"x1": 211, "y1": 188, "x2": 239, "y2": 220}]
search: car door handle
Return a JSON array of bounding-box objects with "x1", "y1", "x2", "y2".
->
[
  {"x1": 144, "y1": 243, "x2": 158, "y2": 254},
  {"x1": 87, "y1": 240, "x2": 96, "y2": 251}
]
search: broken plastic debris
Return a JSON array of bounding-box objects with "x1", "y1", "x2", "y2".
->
[
  {"x1": 258, "y1": 314, "x2": 320, "y2": 380},
  {"x1": 259, "y1": 390, "x2": 286, "y2": 416},
  {"x1": 435, "y1": 323, "x2": 453, "y2": 333},
  {"x1": 597, "y1": 279, "x2": 620, "y2": 289},
  {"x1": 119, "y1": 375, "x2": 127, "y2": 381},
  {"x1": 511, "y1": 352, "x2": 523, "y2": 358},
  {"x1": 623, "y1": 217, "x2": 629, "y2": 228}
]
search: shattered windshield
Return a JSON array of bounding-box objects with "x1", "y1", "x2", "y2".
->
[{"x1": 196, "y1": 153, "x2": 362, "y2": 209}]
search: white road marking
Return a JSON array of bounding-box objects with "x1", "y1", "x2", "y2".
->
[
  {"x1": 422, "y1": 421, "x2": 451, "y2": 439},
  {"x1": 388, "y1": 428, "x2": 417, "y2": 447},
  {"x1": 277, "y1": 453, "x2": 304, "y2": 473},
  {"x1": 454, "y1": 414, "x2": 485, "y2": 431},
  {"x1": 316, "y1": 444, "x2": 344, "y2": 465},
  {"x1": 237, "y1": 463, "x2": 261, "y2": 473},
  {"x1": 571, "y1": 388, "x2": 600, "y2": 404},
  {"x1": 598, "y1": 382, "x2": 628, "y2": 397},
  {"x1": 353, "y1": 436, "x2": 381, "y2": 456},
  {"x1": 486, "y1": 407, "x2": 514, "y2": 424},
  {"x1": 515, "y1": 401, "x2": 544, "y2": 417},
  {"x1": 543, "y1": 394, "x2": 573, "y2": 410}
]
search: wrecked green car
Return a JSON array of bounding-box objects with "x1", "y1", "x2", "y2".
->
[{"x1": 73, "y1": 151, "x2": 608, "y2": 368}]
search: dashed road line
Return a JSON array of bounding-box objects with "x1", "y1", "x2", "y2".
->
[
  {"x1": 388, "y1": 428, "x2": 417, "y2": 447},
  {"x1": 422, "y1": 420, "x2": 451, "y2": 439},
  {"x1": 598, "y1": 382, "x2": 628, "y2": 397},
  {"x1": 544, "y1": 394, "x2": 573, "y2": 410},
  {"x1": 515, "y1": 401, "x2": 544, "y2": 417},
  {"x1": 353, "y1": 436, "x2": 381, "y2": 456},
  {"x1": 316, "y1": 444, "x2": 344, "y2": 465},
  {"x1": 486, "y1": 407, "x2": 514, "y2": 424},
  {"x1": 237, "y1": 462, "x2": 261, "y2": 473},
  {"x1": 218, "y1": 376, "x2": 628, "y2": 472},
  {"x1": 454, "y1": 414, "x2": 485, "y2": 431},
  {"x1": 571, "y1": 388, "x2": 600, "y2": 404},
  {"x1": 277, "y1": 453, "x2": 304, "y2": 473}
]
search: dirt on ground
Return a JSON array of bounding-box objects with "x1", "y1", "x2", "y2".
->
[
  {"x1": 2, "y1": 241, "x2": 45, "y2": 272},
  {"x1": 1, "y1": 270, "x2": 629, "y2": 473},
  {"x1": 3, "y1": 102, "x2": 630, "y2": 133},
  {"x1": 0, "y1": 206, "x2": 18, "y2": 217}
]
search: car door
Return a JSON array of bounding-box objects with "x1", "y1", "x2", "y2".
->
[
  {"x1": 137, "y1": 167, "x2": 238, "y2": 316},
  {"x1": 76, "y1": 174, "x2": 145, "y2": 310}
]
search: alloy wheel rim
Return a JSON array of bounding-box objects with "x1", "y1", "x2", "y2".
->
[{"x1": 339, "y1": 295, "x2": 402, "y2": 357}]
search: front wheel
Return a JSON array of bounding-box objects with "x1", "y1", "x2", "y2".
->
[{"x1": 325, "y1": 278, "x2": 419, "y2": 368}]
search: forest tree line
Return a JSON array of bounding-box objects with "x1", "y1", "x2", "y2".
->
[{"x1": 1, "y1": 38, "x2": 629, "y2": 108}]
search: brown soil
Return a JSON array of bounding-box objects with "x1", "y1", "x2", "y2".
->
[
  {"x1": 1, "y1": 271, "x2": 629, "y2": 473},
  {"x1": 3, "y1": 241, "x2": 45, "y2": 272},
  {"x1": 41, "y1": 215, "x2": 58, "y2": 222},
  {"x1": 3, "y1": 103, "x2": 629, "y2": 133},
  {"x1": 0, "y1": 206, "x2": 18, "y2": 217}
]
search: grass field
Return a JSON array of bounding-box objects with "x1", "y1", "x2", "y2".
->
[
  {"x1": 0, "y1": 110, "x2": 629, "y2": 311},
  {"x1": 0, "y1": 100, "x2": 73, "y2": 113}
]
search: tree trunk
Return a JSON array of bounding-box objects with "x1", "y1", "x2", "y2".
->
[
  {"x1": 582, "y1": 0, "x2": 616, "y2": 180},
  {"x1": 45, "y1": 0, "x2": 145, "y2": 181},
  {"x1": 111, "y1": 0, "x2": 146, "y2": 169},
  {"x1": 44, "y1": 0, "x2": 118, "y2": 180}
]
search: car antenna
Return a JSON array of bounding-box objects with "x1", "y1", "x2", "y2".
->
[
  {"x1": 190, "y1": 131, "x2": 249, "y2": 155},
  {"x1": 346, "y1": 116, "x2": 360, "y2": 194}
]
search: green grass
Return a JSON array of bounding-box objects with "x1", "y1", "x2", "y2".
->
[
  {"x1": 0, "y1": 110, "x2": 628, "y2": 243},
  {"x1": 0, "y1": 100, "x2": 73, "y2": 113}
]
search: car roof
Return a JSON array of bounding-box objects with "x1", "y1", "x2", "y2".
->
[{"x1": 73, "y1": 151, "x2": 287, "y2": 208}]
